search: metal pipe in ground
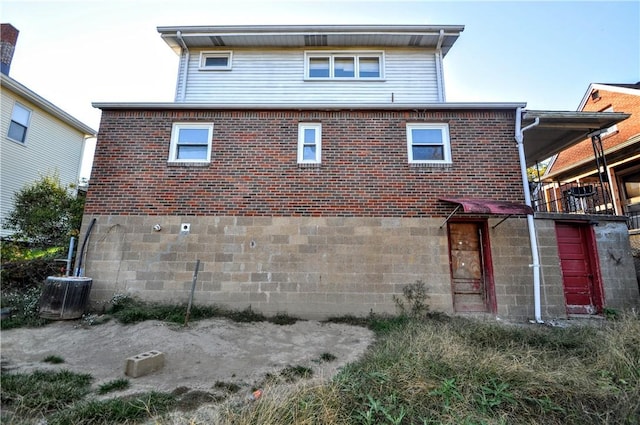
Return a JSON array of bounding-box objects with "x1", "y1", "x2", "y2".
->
[{"x1": 184, "y1": 259, "x2": 200, "y2": 326}]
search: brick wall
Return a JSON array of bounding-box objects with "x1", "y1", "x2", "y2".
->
[
  {"x1": 81, "y1": 107, "x2": 551, "y2": 320},
  {"x1": 86, "y1": 108, "x2": 523, "y2": 217}
]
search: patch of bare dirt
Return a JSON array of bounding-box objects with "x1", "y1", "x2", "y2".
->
[{"x1": 0, "y1": 317, "x2": 374, "y2": 402}]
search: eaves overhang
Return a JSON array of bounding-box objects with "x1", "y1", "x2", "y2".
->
[
  {"x1": 157, "y1": 24, "x2": 465, "y2": 57},
  {"x1": 521, "y1": 110, "x2": 630, "y2": 167},
  {"x1": 92, "y1": 101, "x2": 526, "y2": 111},
  {"x1": 1, "y1": 74, "x2": 97, "y2": 136}
]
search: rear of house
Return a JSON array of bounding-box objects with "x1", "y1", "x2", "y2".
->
[{"x1": 82, "y1": 25, "x2": 638, "y2": 321}]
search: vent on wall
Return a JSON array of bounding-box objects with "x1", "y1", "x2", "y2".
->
[
  {"x1": 591, "y1": 90, "x2": 601, "y2": 101},
  {"x1": 209, "y1": 36, "x2": 225, "y2": 46},
  {"x1": 304, "y1": 35, "x2": 328, "y2": 46}
]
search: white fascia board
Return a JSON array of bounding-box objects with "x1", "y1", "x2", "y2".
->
[
  {"x1": 1, "y1": 74, "x2": 97, "y2": 136},
  {"x1": 577, "y1": 83, "x2": 640, "y2": 111},
  {"x1": 92, "y1": 101, "x2": 527, "y2": 110}
]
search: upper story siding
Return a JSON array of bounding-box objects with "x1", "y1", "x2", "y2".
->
[
  {"x1": 85, "y1": 108, "x2": 522, "y2": 217},
  {"x1": 175, "y1": 47, "x2": 442, "y2": 104}
]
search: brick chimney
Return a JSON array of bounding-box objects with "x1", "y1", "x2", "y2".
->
[{"x1": 1, "y1": 23, "x2": 19, "y2": 76}]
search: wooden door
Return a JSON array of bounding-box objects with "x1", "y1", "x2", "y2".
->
[
  {"x1": 555, "y1": 222, "x2": 603, "y2": 315},
  {"x1": 448, "y1": 221, "x2": 495, "y2": 313}
]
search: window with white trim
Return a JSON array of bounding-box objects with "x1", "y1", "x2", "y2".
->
[
  {"x1": 406, "y1": 123, "x2": 451, "y2": 164},
  {"x1": 169, "y1": 123, "x2": 213, "y2": 163},
  {"x1": 298, "y1": 123, "x2": 322, "y2": 164},
  {"x1": 199, "y1": 51, "x2": 232, "y2": 70},
  {"x1": 7, "y1": 102, "x2": 31, "y2": 143},
  {"x1": 305, "y1": 52, "x2": 383, "y2": 80},
  {"x1": 600, "y1": 106, "x2": 618, "y2": 137}
]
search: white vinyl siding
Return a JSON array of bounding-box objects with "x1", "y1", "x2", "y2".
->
[
  {"x1": 176, "y1": 48, "x2": 440, "y2": 104},
  {"x1": 1, "y1": 90, "x2": 85, "y2": 237}
]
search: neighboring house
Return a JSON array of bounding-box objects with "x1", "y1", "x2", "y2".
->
[
  {"x1": 83, "y1": 25, "x2": 638, "y2": 321},
  {"x1": 0, "y1": 23, "x2": 96, "y2": 239},
  {"x1": 538, "y1": 83, "x2": 640, "y2": 288}
]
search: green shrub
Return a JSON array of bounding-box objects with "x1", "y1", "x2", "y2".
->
[{"x1": 0, "y1": 286, "x2": 48, "y2": 329}]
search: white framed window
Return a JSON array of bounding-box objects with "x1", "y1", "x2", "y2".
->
[
  {"x1": 298, "y1": 123, "x2": 322, "y2": 164},
  {"x1": 7, "y1": 102, "x2": 31, "y2": 143},
  {"x1": 600, "y1": 106, "x2": 618, "y2": 137},
  {"x1": 169, "y1": 123, "x2": 213, "y2": 163},
  {"x1": 305, "y1": 52, "x2": 383, "y2": 80},
  {"x1": 199, "y1": 51, "x2": 232, "y2": 70},
  {"x1": 407, "y1": 123, "x2": 451, "y2": 164}
]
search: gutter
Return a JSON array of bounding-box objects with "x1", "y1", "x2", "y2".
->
[
  {"x1": 176, "y1": 31, "x2": 189, "y2": 102},
  {"x1": 515, "y1": 107, "x2": 543, "y2": 323},
  {"x1": 92, "y1": 101, "x2": 528, "y2": 110}
]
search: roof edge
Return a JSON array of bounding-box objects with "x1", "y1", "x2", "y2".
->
[
  {"x1": 1, "y1": 74, "x2": 97, "y2": 136},
  {"x1": 92, "y1": 101, "x2": 526, "y2": 110},
  {"x1": 157, "y1": 24, "x2": 466, "y2": 35}
]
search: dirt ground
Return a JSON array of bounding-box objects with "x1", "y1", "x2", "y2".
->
[{"x1": 0, "y1": 317, "x2": 375, "y2": 405}]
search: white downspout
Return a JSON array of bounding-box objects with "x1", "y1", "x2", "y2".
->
[
  {"x1": 176, "y1": 31, "x2": 189, "y2": 102},
  {"x1": 515, "y1": 107, "x2": 543, "y2": 323}
]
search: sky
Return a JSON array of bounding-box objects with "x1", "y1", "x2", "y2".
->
[{"x1": 2, "y1": 0, "x2": 639, "y2": 179}]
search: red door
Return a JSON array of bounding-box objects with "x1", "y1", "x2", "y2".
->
[
  {"x1": 555, "y1": 222, "x2": 603, "y2": 315},
  {"x1": 448, "y1": 221, "x2": 496, "y2": 313}
]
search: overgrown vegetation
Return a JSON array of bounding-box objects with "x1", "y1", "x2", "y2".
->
[
  {"x1": 2, "y1": 282, "x2": 638, "y2": 424},
  {"x1": 214, "y1": 312, "x2": 640, "y2": 425},
  {"x1": 109, "y1": 294, "x2": 299, "y2": 326},
  {"x1": 3, "y1": 174, "x2": 85, "y2": 248},
  {"x1": 0, "y1": 285, "x2": 49, "y2": 329}
]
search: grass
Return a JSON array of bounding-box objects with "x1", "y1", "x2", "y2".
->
[
  {"x1": 43, "y1": 355, "x2": 65, "y2": 364},
  {"x1": 2, "y1": 291, "x2": 638, "y2": 424},
  {"x1": 97, "y1": 378, "x2": 130, "y2": 394},
  {"x1": 211, "y1": 312, "x2": 640, "y2": 425},
  {"x1": 109, "y1": 295, "x2": 300, "y2": 326}
]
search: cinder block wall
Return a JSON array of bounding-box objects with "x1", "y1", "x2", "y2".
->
[
  {"x1": 594, "y1": 221, "x2": 640, "y2": 309},
  {"x1": 81, "y1": 214, "x2": 534, "y2": 320}
]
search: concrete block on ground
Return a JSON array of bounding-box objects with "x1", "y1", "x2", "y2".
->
[{"x1": 125, "y1": 350, "x2": 165, "y2": 378}]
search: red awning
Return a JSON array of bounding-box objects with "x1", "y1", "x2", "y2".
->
[{"x1": 440, "y1": 198, "x2": 534, "y2": 215}]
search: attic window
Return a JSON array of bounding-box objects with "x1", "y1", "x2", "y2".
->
[
  {"x1": 305, "y1": 51, "x2": 384, "y2": 80},
  {"x1": 199, "y1": 52, "x2": 232, "y2": 70}
]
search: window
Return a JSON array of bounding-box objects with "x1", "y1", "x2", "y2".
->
[
  {"x1": 298, "y1": 123, "x2": 321, "y2": 164},
  {"x1": 199, "y1": 51, "x2": 232, "y2": 70},
  {"x1": 169, "y1": 123, "x2": 213, "y2": 163},
  {"x1": 407, "y1": 123, "x2": 451, "y2": 164},
  {"x1": 600, "y1": 106, "x2": 618, "y2": 137},
  {"x1": 305, "y1": 52, "x2": 383, "y2": 79},
  {"x1": 8, "y1": 102, "x2": 31, "y2": 143}
]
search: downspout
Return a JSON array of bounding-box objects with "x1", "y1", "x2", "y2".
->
[
  {"x1": 514, "y1": 107, "x2": 543, "y2": 323},
  {"x1": 176, "y1": 31, "x2": 189, "y2": 102}
]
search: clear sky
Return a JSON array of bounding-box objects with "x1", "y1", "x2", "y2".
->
[{"x1": 2, "y1": 0, "x2": 639, "y2": 179}]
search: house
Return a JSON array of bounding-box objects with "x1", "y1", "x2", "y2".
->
[
  {"x1": 83, "y1": 25, "x2": 639, "y2": 321},
  {"x1": 537, "y1": 83, "x2": 640, "y2": 284},
  {"x1": 0, "y1": 23, "x2": 97, "y2": 239}
]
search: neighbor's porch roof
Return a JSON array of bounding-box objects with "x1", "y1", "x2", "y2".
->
[
  {"x1": 521, "y1": 110, "x2": 630, "y2": 167},
  {"x1": 157, "y1": 24, "x2": 465, "y2": 57}
]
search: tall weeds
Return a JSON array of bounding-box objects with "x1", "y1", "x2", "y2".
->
[{"x1": 207, "y1": 312, "x2": 640, "y2": 425}]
